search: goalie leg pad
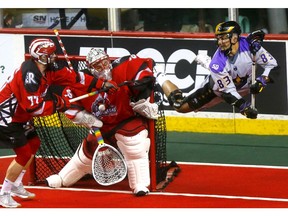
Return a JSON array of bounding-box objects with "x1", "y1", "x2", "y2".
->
[
  {"x1": 69, "y1": 110, "x2": 103, "y2": 128},
  {"x1": 46, "y1": 142, "x2": 92, "y2": 188},
  {"x1": 115, "y1": 129, "x2": 150, "y2": 195}
]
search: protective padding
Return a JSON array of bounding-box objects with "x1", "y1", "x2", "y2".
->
[
  {"x1": 46, "y1": 142, "x2": 92, "y2": 187},
  {"x1": 115, "y1": 129, "x2": 150, "y2": 191},
  {"x1": 71, "y1": 110, "x2": 103, "y2": 128}
]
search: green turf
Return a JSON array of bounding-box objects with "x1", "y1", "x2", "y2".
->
[
  {"x1": 2, "y1": 132, "x2": 288, "y2": 167},
  {"x1": 167, "y1": 132, "x2": 288, "y2": 166}
]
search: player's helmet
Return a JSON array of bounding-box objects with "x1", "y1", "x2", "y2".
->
[
  {"x1": 29, "y1": 38, "x2": 57, "y2": 65},
  {"x1": 215, "y1": 21, "x2": 241, "y2": 37},
  {"x1": 86, "y1": 48, "x2": 112, "y2": 81},
  {"x1": 215, "y1": 21, "x2": 241, "y2": 56}
]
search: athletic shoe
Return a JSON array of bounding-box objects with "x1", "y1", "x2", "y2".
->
[
  {"x1": 0, "y1": 192, "x2": 21, "y2": 208},
  {"x1": 195, "y1": 54, "x2": 211, "y2": 70},
  {"x1": 11, "y1": 183, "x2": 35, "y2": 199},
  {"x1": 134, "y1": 186, "x2": 149, "y2": 197}
]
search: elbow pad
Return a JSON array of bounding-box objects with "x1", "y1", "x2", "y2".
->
[{"x1": 221, "y1": 92, "x2": 240, "y2": 106}]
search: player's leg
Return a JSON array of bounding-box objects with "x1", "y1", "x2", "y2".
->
[
  {"x1": 115, "y1": 118, "x2": 150, "y2": 196},
  {"x1": 46, "y1": 139, "x2": 93, "y2": 188}
]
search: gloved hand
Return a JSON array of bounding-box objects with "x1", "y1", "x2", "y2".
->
[
  {"x1": 246, "y1": 30, "x2": 265, "y2": 55},
  {"x1": 239, "y1": 101, "x2": 258, "y2": 119},
  {"x1": 130, "y1": 97, "x2": 159, "y2": 120},
  {"x1": 195, "y1": 54, "x2": 211, "y2": 70},
  {"x1": 53, "y1": 94, "x2": 71, "y2": 112},
  {"x1": 168, "y1": 89, "x2": 185, "y2": 109},
  {"x1": 250, "y1": 76, "x2": 270, "y2": 94},
  {"x1": 103, "y1": 80, "x2": 119, "y2": 94}
]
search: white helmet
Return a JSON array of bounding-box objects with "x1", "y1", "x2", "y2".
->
[
  {"x1": 29, "y1": 38, "x2": 57, "y2": 65},
  {"x1": 86, "y1": 48, "x2": 112, "y2": 80}
]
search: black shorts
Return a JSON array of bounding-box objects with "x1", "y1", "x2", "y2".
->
[{"x1": 0, "y1": 122, "x2": 36, "y2": 149}]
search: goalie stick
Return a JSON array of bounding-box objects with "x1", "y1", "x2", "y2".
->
[{"x1": 91, "y1": 127, "x2": 127, "y2": 186}]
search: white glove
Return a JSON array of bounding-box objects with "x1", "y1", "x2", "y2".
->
[
  {"x1": 130, "y1": 97, "x2": 159, "y2": 120},
  {"x1": 195, "y1": 54, "x2": 211, "y2": 70},
  {"x1": 153, "y1": 64, "x2": 168, "y2": 87}
]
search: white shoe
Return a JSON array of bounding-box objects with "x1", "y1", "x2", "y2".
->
[
  {"x1": 133, "y1": 185, "x2": 149, "y2": 197},
  {"x1": 0, "y1": 192, "x2": 22, "y2": 208},
  {"x1": 195, "y1": 54, "x2": 211, "y2": 70},
  {"x1": 11, "y1": 183, "x2": 35, "y2": 199}
]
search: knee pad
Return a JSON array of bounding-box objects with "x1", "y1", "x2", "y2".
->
[
  {"x1": 46, "y1": 142, "x2": 92, "y2": 188},
  {"x1": 115, "y1": 129, "x2": 150, "y2": 192},
  {"x1": 115, "y1": 129, "x2": 150, "y2": 160}
]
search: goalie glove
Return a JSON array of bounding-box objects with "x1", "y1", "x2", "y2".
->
[{"x1": 130, "y1": 97, "x2": 159, "y2": 120}]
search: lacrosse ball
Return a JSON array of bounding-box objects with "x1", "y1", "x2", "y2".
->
[{"x1": 99, "y1": 104, "x2": 106, "y2": 111}]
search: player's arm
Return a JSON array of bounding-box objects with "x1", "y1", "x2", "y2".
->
[
  {"x1": 153, "y1": 64, "x2": 191, "y2": 112},
  {"x1": 128, "y1": 59, "x2": 160, "y2": 119},
  {"x1": 250, "y1": 48, "x2": 278, "y2": 94},
  {"x1": 211, "y1": 72, "x2": 258, "y2": 119},
  {"x1": 51, "y1": 67, "x2": 118, "y2": 94}
]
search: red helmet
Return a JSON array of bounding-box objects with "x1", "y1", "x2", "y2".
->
[{"x1": 29, "y1": 38, "x2": 57, "y2": 65}]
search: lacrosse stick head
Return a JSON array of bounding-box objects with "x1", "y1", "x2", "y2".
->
[
  {"x1": 92, "y1": 143, "x2": 127, "y2": 186},
  {"x1": 86, "y1": 48, "x2": 112, "y2": 81}
]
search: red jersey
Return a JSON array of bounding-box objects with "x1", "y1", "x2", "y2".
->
[
  {"x1": 65, "y1": 55, "x2": 155, "y2": 135},
  {"x1": 0, "y1": 59, "x2": 99, "y2": 126}
]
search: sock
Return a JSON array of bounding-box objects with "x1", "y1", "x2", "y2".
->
[
  {"x1": 0, "y1": 178, "x2": 14, "y2": 194},
  {"x1": 14, "y1": 170, "x2": 26, "y2": 187}
]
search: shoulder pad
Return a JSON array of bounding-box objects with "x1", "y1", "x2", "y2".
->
[
  {"x1": 112, "y1": 55, "x2": 130, "y2": 68},
  {"x1": 210, "y1": 51, "x2": 227, "y2": 73},
  {"x1": 22, "y1": 60, "x2": 42, "y2": 93}
]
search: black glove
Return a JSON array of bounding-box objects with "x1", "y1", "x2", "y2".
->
[
  {"x1": 53, "y1": 93, "x2": 71, "y2": 112},
  {"x1": 168, "y1": 89, "x2": 185, "y2": 109},
  {"x1": 250, "y1": 76, "x2": 271, "y2": 94},
  {"x1": 103, "y1": 80, "x2": 119, "y2": 94},
  {"x1": 239, "y1": 101, "x2": 258, "y2": 119},
  {"x1": 246, "y1": 30, "x2": 265, "y2": 55}
]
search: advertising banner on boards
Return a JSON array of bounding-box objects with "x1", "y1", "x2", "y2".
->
[{"x1": 18, "y1": 35, "x2": 288, "y2": 115}]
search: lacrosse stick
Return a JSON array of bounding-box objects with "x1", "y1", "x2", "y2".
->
[
  {"x1": 68, "y1": 80, "x2": 136, "y2": 103},
  {"x1": 54, "y1": 29, "x2": 74, "y2": 71},
  {"x1": 251, "y1": 54, "x2": 256, "y2": 108},
  {"x1": 91, "y1": 127, "x2": 127, "y2": 186}
]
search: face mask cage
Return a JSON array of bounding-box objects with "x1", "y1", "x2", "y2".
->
[
  {"x1": 90, "y1": 58, "x2": 112, "y2": 80},
  {"x1": 37, "y1": 52, "x2": 57, "y2": 65},
  {"x1": 215, "y1": 33, "x2": 234, "y2": 56}
]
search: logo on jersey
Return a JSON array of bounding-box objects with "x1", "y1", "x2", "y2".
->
[
  {"x1": 211, "y1": 64, "x2": 219, "y2": 70},
  {"x1": 25, "y1": 72, "x2": 37, "y2": 85}
]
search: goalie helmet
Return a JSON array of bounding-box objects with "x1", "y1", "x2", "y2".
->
[
  {"x1": 86, "y1": 48, "x2": 112, "y2": 81},
  {"x1": 29, "y1": 38, "x2": 57, "y2": 65}
]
